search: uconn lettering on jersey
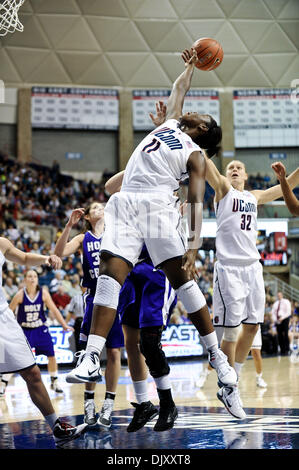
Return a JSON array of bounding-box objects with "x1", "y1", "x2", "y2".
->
[
  {"x1": 232, "y1": 198, "x2": 256, "y2": 213},
  {"x1": 146, "y1": 127, "x2": 183, "y2": 151}
]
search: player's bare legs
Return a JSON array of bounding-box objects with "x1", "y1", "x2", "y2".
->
[
  {"x1": 20, "y1": 365, "x2": 55, "y2": 417},
  {"x1": 123, "y1": 326, "x2": 148, "y2": 381},
  {"x1": 47, "y1": 356, "x2": 63, "y2": 393},
  {"x1": 234, "y1": 323, "x2": 259, "y2": 377},
  {"x1": 221, "y1": 339, "x2": 237, "y2": 367}
]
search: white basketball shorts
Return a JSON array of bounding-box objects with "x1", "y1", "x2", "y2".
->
[
  {"x1": 0, "y1": 307, "x2": 35, "y2": 374},
  {"x1": 213, "y1": 260, "x2": 265, "y2": 327},
  {"x1": 100, "y1": 191, "x2": 187, "y2": 268}
]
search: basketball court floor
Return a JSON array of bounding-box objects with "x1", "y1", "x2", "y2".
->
[{"x1": 0, "y1": 355, "x2": 299, "y2": 451}]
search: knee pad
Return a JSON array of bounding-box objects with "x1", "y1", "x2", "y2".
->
[
  {"x1": 175, "y1": 280, "x2": 206, "y2": 314},
  {"x1": 222, "y1": 325, "x2": 241, "y2": 343},
  {"x1": 140, "y1": 327, "x2": 170, "y2": 378},
  {"x1": 93, "y1": 275, "x2": 121, "y2": 309}
]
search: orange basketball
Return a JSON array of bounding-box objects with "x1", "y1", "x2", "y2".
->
[{"x1": 191, "y1": 37, "x2": 223, "y2": 71}]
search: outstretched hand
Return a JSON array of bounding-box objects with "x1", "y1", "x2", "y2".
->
[
  {"x1": 67, "y1": 208, "x2": 85, "y2": 227},
  {"x1": 181, "y1": 48, "x2": 198, "y2": 67},
  {"x1": 182, "y1": 249, "x2": 198, "y2": 281},
  {"x1": 149, "y1": 100, "x2": 167, "y2": 127},
  {"x1": 46, "y1": 255, "x2": 62, "y2": 270},
  {"x1": 271, "y1": 162, "x2": 286, "y2": 181}
]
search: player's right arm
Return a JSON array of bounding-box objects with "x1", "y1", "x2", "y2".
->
[
  {"x1": 54, "y1": 209, "x2": 85, "y2": 257},
  {"x1": 0, "y1": 238, "x2": 61, "y2": 269},
  {"x1": 165, "y1": 49, "x2": 198, "y2": 121},
  {"x1": 105, "y1": 171, "x2": 125, "y2": 195},
  {"x1": 9, "y1": 289, "x2": 24, "y2": 314}
]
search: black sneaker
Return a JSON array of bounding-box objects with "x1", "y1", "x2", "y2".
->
[
  {"x1": 53, "y1": 420, "x2": 88, "y2": 447},
  {"x1": 127, "y1": 401, "x2": 159, "y2": 432},
  {"x1": 154, "y1": 404, "x2": 178, "y2": 432}
]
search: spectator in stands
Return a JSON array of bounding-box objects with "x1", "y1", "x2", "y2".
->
[
  {"x1": 65, "y1": 292, "x2": 84, "y2": 351},
  {"x1": 261, "y1": 312, "x2": 278, "y2": 355},
  {"x1": 49, "y1": 272, "x2": 62, "y2": 294},
  {"x1": 68, "y1": 274, "x2": 82, "y2": 298},
  {"x1": 3, "y1": 276, "x2": 18, "y2": 301},
  {"x1": 51, "y1": 285, "x2": 71, "y2": 318}
]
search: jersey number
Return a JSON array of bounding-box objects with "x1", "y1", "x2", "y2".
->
[
  {"x1": 142, "y1": 138, "x2": 161, "y2": 154},
  {"x1": 26, "y1": 312, "x2": 40, "y2": 322},
  {"x1": 240, "y1": 214, "x2": 252, "y2": 231}
]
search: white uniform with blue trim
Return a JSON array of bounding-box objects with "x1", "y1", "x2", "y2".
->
[
  {"x1": 101, "y1": 119, "x2": 200, "y2": 268},
  {"x1": 212, "y1": 187, "x2": 265, "y2": 328},
  {"x1": 0, "y1": 251, "x2": 35, "y2": 373}
]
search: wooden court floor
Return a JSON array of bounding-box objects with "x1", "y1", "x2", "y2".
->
[{"x1": 0, "y1": 355, "x2": 299, "y2": 451}]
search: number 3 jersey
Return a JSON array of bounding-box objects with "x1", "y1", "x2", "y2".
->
[
  {"x1": 214, "y1": 186, "x2": 260, "y2": 265},
  {"x1": 82, "y1": 231, "x2": 102, "y2": 294},
  {"x1": 17, "y1": 288, "x2": 46, "y2": 328}
]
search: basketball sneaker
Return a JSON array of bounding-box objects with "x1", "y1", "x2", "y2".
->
[
  {"x1": 53, "y1": 420, "x2": 87, "y2": 447},
  {"x1": 154, "y1": 404, "x2": 178, "y2": 432},
  {"x1": 84, "y1": 399, "x2": 97, "y2": 426},
  {"x1": 256, "y1": 376, "x2": 267, "y2": 388},
  {"x1": 66, "y1": 351, "x2": 102, "y2": 384},
  {"x1": 127, "y1": 401, "x2": 159, "y2": 433},
  {"x1": 196, "y1": 368, "x2": 210, "y2": 388},
  {"x1": 98, "y1": 399, "x2": 114, "y2": 428},
  {"x1": 209, "y1": 349, "x2": 237, "y2": 386},
  {"x1": 50, "y1": 377, "x2": 64, "y2": 393},
  {"x1": 217, "y1": 385, "x2": 246, "y2": 420}
]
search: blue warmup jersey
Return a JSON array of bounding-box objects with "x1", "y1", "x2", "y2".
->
[
  {"x1": 17, "y1": 288, "x2": 54, "y2": 357},
  {"x1": 80, "y1": 231, "x2": 124, "y2": 348},
  {"x1": 118, "y1": 245, "x2": 177, "y2": 329}
]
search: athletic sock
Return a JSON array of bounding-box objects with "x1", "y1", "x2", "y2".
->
[
  {"x1": 234, "y1": 362, "x2": 244, "y2": 379},
  {"x1": 84, "y1": 390, "x2": 95, "y2": 401},
  {"x1": 45, "y1": 413, "x2": 59, "y2": 430},
  {"x1": 85, "y1": 334, "x2": 106, "y2": 356},
  {"x1": 105, "y1": 391, "x2": 116, "y2": 401},
  {"x1": 154, "y1": 374, "x2": 171, "y2": 391},
  {"x1": 132, "y1": 379, "x2": 149, "y2": 404},
  {"x1": 201, "y1": 331, "x2": 218, "y2": 352}
]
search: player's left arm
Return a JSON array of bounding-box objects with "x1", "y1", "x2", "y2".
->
[
  {"x1": 251, "y1": 166, "x2": 299, "y2": 205},
  {"x1": 165, "y1": 49, "x2": 198, "y2": 121},
  {"x1": 271, "y1": 162, "x2": 299, "y2": 216},
  {"x1": 182, "y1": 151, "x2": 206, "y2": 279},
  {"x1": 42, "y1": 288, "x2": 73, "y2": 332}
]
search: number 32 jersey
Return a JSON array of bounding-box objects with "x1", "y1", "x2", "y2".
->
[{"x1": 214, "y1": 187, "x2": 260, "y2": 265}]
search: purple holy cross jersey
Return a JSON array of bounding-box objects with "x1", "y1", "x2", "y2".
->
[
  {"x1": 82, "y1": 231, "x2": 102, "y2": 293},
  {"x1": 17, "y1": 288, "x2": 46, "y2": 328}
]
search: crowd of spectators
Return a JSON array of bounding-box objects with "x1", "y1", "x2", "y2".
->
[{"x1": 0, "y1": 152, "x2": 298, "y2": 360}]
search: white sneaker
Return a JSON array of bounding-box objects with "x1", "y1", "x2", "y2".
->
[
  {"x1": 217, "y1": 385, "x2": 246, "y2": 420},
  {"x1": 209, "y1": 349, "x2": 237, "y2": 386},
  {"x1": 256, "y1": 376, "x2": 267, "y2": 388},
  {"x1": 66, "y1": 352, "x2": 102, "y2": 384},
  {"x1": 98, "y1": 399, "x2": 114, "y2": 428},
  {"x1": 196, "y1": 369, "x2": 210, "y2": 388},
  {"x1": 50, "y1": 377, "x2": 64, "y2": 393}
]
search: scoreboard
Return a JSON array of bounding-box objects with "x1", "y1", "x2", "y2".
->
[
  {"x1": 233, "y1": 89, "x2": 299, "y2": 148},
  {"x1": 31, "y1": 87, "x2": 119, "y2": 130},
  {"x1": 133, "y1": 89, "x2": 220, "y2": 130}
]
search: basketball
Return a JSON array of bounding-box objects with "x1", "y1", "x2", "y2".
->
[{"x1": 191, "y1": 37, "x2": 223, "y2": 71}]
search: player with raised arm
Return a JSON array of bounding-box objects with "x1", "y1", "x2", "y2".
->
[
  {"x1": 0, "y1": 237, "x2": 87, "y2": 446},
  {"x1": 272, "y1": 162, "x2": 299, "y2": 216},
  {"x1": 67, "y1": 48, "x2": 239, "y2": 424}
]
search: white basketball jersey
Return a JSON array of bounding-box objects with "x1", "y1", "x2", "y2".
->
[
  {"x1": 121, "y1": 119, "x2": 202, "y2": 194},
  {"x1": 0, "y1": 251, "x2": 9, "y2": 312},
  {"x1": 214, "y1": 187, "x2": 260, "y2": 265}
]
